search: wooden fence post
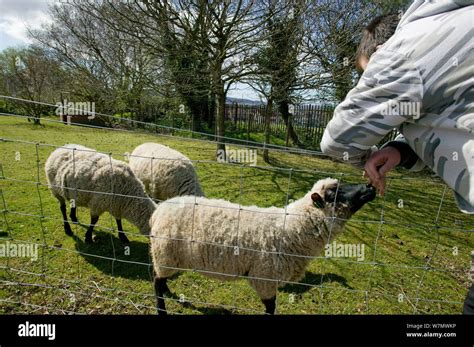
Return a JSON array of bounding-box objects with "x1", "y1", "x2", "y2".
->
[
  {"x1": 247, "y1": 107, "x2": 251, "y2": 142},
  {"x1": 233, "y1": 103, "x2": 238, "y2": 127}
]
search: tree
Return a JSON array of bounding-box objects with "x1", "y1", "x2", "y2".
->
[
  {"x1": 250, "y1": 0, "x2": 309, "y2": 152},
  {"x1": 0, "y1": 46, "x2": 65, "y2": 124},
  {"x1": 95, "y1": 0, "x2": 265, "y2": 158},
  {"x1": 31, "y1": 1, "x2": 159, "y2": 116},
  {"x1": 305, "y1": 0, "x2": 411, "y2": 102}
]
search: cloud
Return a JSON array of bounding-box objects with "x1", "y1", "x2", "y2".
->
[
  {"x1": 0, "y1": 0, "x2": 54, "y2": 49},
  {"x1": 0, "y1": 0, "x2": 51, "y2": 16}
]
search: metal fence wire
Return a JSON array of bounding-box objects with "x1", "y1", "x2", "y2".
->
[{"x1": 0, "y1": 97, "x2": 472, "y2": 315}]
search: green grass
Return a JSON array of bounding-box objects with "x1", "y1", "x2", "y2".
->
[
  {"x1": 224, "y1": 127, "x2": 288, "y2": 147},
  {"x1": 0, "y1": 115, "x2": 472, "y2": 314}
]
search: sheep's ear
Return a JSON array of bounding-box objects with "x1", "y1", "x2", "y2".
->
[{"x1": 311, "y1": 192, "x2": 324, "y2": 208}]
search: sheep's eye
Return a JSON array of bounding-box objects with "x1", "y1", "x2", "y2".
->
[{"x1": 325, "y1": 188, "x2": 337, "y2": 203}]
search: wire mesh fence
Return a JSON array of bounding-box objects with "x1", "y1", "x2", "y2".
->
[
  {"x1": 1, "y1": 95, "x2": 400, "y2": 153},
  {"x1": 0, "y1": 98, "x2": 472, "y2": 315}
]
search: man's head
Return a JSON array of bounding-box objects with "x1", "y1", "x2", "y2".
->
[{"x1": 355, "y1": 13, "x2": 400, "y2": 73}]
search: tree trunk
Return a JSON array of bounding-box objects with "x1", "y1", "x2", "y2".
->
[
  {"x1": 192, "y1": 110, "x2": 200, "y2": 132},
  {"x1": 187, "y1": 99, "x2": 202, "y2": 132},
  {"x1": 31, "y1": 105, "x2": 41, "y2": 125},
  {"x1": 207, "y1": 91, "x2": 215, "y2": 130},
  {"x1": 215, "y1": 83, "x2": 226, "y2": 160},
  {"x1": 263, "y1": 98, "x2": 272, "y2": 163},
  {"x1": 278, "y1": 101, "x2": 300, "y2": 146}
]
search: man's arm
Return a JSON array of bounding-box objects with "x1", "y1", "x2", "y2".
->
[
  {"x1": 381, "y1": 134, "x2": 425, "y2": 171},
  {"x1": 320, "y1": 49, "x2": 424, "y2": 165},
  {"x1": 382, "y1": 140, "x2": 418, "y2": 168},
  {"x1": 364, "y1": 135, "x2": 426, "y2": 195}
]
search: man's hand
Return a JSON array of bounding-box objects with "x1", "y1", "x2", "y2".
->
[{"x1": 364, "y1": 146, "x2": 401, "y2": 196}]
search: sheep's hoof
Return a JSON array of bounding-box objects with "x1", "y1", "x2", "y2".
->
[
  {"x1": 163, "y1": 286, "x2": 171, "y2": 296},
  {"x1": 85, "y1": 236, "x2": 95, "y2": 244},
  {"x1": 119, "y1": 234, "x2": 130, "y2": 244},
  {"x1": 64, "y1": 224, "x2": 73, "y2": 236}
]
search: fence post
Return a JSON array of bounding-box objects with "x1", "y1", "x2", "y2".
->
[
  {"x1": 190, "y1": 107, "x2": 194, "y2": 138},
  {"x1": 234, "y1": 103, "x2": 238, "y2": 128},
  {"x1": 247, "y1": 108, "x2": 251, "y2": 142},
  {"x1": 171, "y1": 112, "x2": 175, "y2": 136},
  {"x1": 305, "y1": 105, "x2": 311, "y2": 142}
]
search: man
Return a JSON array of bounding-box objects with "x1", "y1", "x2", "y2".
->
[{"x1": 320, "y1": 1, "x2": 473, "y2": 313}]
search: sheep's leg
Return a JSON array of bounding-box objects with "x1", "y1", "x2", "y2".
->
[
  {"x1": 154, "y1": 276, "x2": 170, "y2": 315},
  {"x1": 116, "y1": 219, "x2": 130, "y2": 243},
  {"x1": 60, "y1": 202, "x2": 73, "y2": 236},
  {"x1": 261, "y1": 296, "x2": 276, "y2": 315},
  {"x1": 85, "y1": 215, "x2": 99, "y2": 244},
  {"x1": 69, "y1": 207, "x2": 78, "y2": 223}
]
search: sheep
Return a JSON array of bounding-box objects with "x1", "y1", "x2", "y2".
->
[
  {"x1": 128, "y1": 143, "x2": 204, "y2": 202},
  {"x1": 45, "y1": 144, "x2": 157, "y2": 244},
  {"x1": 149, "y1": 177, "x2": 376, "y2": 314}
]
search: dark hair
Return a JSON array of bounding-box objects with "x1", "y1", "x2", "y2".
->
[{"x1": 355, "y1": 14, "x2": 399, "y2": 71}]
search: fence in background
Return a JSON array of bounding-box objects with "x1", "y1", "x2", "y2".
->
[
  {"x1": 1, "y1": 95, "x2": 399, "y2": 151},
  {"x1": 224, "y1": 103, "x2": 399, "y2": 149}
]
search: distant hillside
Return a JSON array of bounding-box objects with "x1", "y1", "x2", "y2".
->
[{"x1": 226, "y1": 97, "x2": 263, "y2": 105}]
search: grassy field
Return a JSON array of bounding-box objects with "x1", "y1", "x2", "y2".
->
[{"x1": 0, "y1": 115, "x2": 472, "y2": 314}]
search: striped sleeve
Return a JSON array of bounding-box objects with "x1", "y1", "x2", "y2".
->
[{"x1": 320, "y1": 49, "x2": 424, "y2": 165}]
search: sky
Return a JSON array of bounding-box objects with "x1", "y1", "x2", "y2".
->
[
  {"x1": 0, "y1": 0, "x2": 54, "y2": 50},
  {"x1": 0, "y1": 0, "x2": 260, "y2": 101}
]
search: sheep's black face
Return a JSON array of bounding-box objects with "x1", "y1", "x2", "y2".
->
[{"x1": 312, "y1": 183, "x2": 376, "y2": 214}]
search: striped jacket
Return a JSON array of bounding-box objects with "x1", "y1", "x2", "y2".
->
[{"x1": 321, "y1": 0, "x2": 474, "y2": 214}]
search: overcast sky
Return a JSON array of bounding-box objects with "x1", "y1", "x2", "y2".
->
[
  {"x1": 0, "y1": 0, "x2": 55, "y2": 50},
  {"x1": 0, "y1": 0, "x2": 258, "y2": 100}
]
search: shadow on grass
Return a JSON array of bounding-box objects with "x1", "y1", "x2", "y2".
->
[
  {"x1": 162, "y1": 291, "x2": 233, "y2": 315},
  {"x1": 280, "y1": 271, "x2": 353, "y2": 294},
  {"x1": 266, "y1": 155, "x2": 298, "y2": 170},
  {"x1": 71, "y1": 224, "x2": 152, "y2": 281}
]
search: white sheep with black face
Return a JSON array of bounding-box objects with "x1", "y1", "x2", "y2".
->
[
  {"x1": 149, "y1": 177, "x2": 376, "y2": 314},
  {"x1": 45, "y1": 144, "x2": 157, "y2": 244},
  {"x1": 128, "y1": 143, "x2": 204, "y2": 202}
]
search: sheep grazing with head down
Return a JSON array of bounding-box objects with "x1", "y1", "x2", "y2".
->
[
  {"x1": 150, "y1": 177, "x2": 376, "y2": 315},
  {"x1": 128, "y1": 143, "x2": 204, "y2": 202},
  {"x1": 45, "y1": 144, "x2": 157, "y2": 244}
]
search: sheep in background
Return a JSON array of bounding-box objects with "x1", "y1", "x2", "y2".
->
[
  {"x1": 128, "y1": 143, "x2": 204, "y2": 202},
  {"x1": 45, "y1": 144, "x2": 157, "y2": 244},
  {"x1": 149, "y1": 178, "x2": 376, "y2": 315}
]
